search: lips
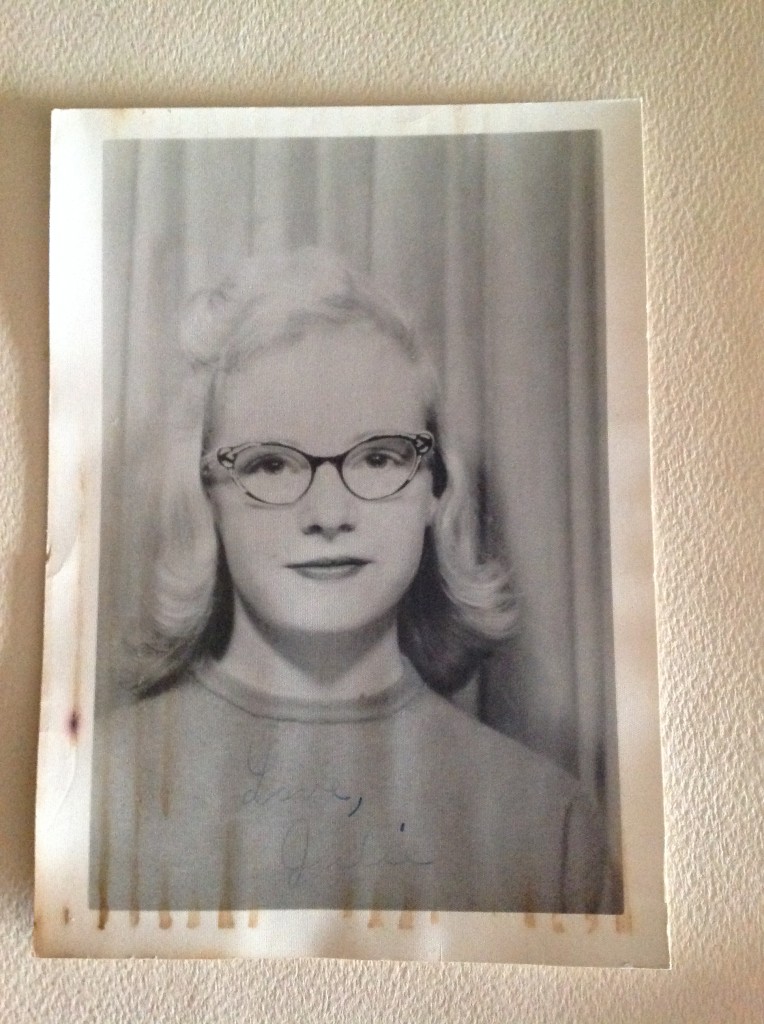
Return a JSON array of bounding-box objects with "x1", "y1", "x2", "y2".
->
[{"x1": 286, "y1": 557, "x2": 371, "y2": 581}]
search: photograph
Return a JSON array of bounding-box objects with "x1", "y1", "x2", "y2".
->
[{"x1": 36, "y1": 103, "x2": 666, "y2": 964}]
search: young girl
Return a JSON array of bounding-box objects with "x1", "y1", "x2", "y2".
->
[{"x1": 93, "y1": 247, "x2": 608, "y2": 915}]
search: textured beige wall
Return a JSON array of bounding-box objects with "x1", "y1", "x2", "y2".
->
[{"x1": 1, "y1": 1, "x2": 761, "y2": 1020}]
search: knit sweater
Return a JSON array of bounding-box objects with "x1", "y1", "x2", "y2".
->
[{"x1": 90, "y1": 660, "x2": 609, "y2": 913}]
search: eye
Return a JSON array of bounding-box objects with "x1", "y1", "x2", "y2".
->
[
  {"x1": 235, "y1": 447, "x2": 305, "y2": 477},
  {"x1": 363, "y1": 450, "x2": 399, "y2": 469},
  {"x1": 252, "y1": 455, "x2": 287, "y2": 475},
  {"x1": 345, "y1": 437, "x2": 415, "y2": 473},
  {"x1": 363, "y1": 445, "x2": 409, "y2": 470}
]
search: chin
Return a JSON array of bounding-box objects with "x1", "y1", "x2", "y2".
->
[
  {"x1": 251, "y1": 586, "x2": 406, "y2": 639},
  {"x1": 268, "y1": 607, "x2": 394, "y2": 637},
  {"x1": 235, "y1": 571, "x2": 418, "y2": 642}
]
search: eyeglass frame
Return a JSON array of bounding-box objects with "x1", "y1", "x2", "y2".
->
[{"x1": 203, "y1": 431, "x2": 436, "y2": 505}]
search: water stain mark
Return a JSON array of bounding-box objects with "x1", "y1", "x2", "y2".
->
[
  {"x1": 187, "y1": 910, "x2": 201, "y2": 929},
  {"x1": 551, "y1": 915, "x2": 565, "y2": 934},
  {"x1": 129, "y1": 908, "x2": 140, "y2": 927},
  {"x1": 248, "y1": 909, "x2": 259, "y2": 928},
  {"x1": 615, "y1": 910, "x2": 633, "y2": 934},
  {"x1": 430, "y1": 911, "x2": 439, "y2": 925},
  {"x1": 218, "y1": 825, "x2": 236, "y2": 928},
  {"x1": 97, "y1": 873, "x2": 110, "y2": 930},
  {"x1": 367, "y1": 909, "x2": 383, "y2": 929},
  {"x1": 62, "y1": 907, "x2": 71, "y2": 925},
  {"x1": 341, "y1": 889, "x2": 355, "y2": 917},
  {"x1": 67, "y1": 708, "x2": 80, "y2": 741},
  {"x1": 522, "y1": 887, "x2": 537, "y2": 926},
  {"x1": 158, "y1": 909, "x2": 172, "y2": 930},
  {"x1": 159, "y1": 692, "x2": 175, "y2": 818},
  {"x1": 398, "y1": 910, "x2": 415, "y2": 930},
  {"x1": 70, "y1": 466, "x2": 89, "y2": 735}
]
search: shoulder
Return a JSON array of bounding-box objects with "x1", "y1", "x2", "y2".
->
[
  {"x1": 403, "y1": 685, "x2": 610, "y2": 912},
  {"x1": 96, "y1": 670, "x2": 244, "y2": 772},
  {"x1": 407, "y1": 683, "x2": 583, "y2": 800}
]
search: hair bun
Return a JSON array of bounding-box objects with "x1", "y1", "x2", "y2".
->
[{"x1": 177, "y1": 245, "x2": 424, "y2": 377}]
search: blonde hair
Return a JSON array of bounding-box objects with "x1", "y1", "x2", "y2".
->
[{"x1": 127, "y1": 247, "x2": 517, "y2": 694}]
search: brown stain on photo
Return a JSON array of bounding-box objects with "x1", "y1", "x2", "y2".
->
[
  {"x1": 551, "y1": 914, "x2": 565, "y2": 934},
  {"x1": 398, "y1": 909, "x2": 415, "y2": 930},
  {"x1": 429, "y1": 911, "x2": 439, "y2": 925},
  {"x1": 613, "y1": 858, "x2": 631, "y2": 935},
  {"x1": 69, "y1": 464, "x2": 89, "y2": 725},
  {"x1": 367, "y1": 909, "x2": 384, "y2": 929},
  {"x1": 247, "y1": 909, "x2": 259, "y2": 928},
  {"x1": 106, "y1": 108, "x2": 133, "y2": 129},
  {"x1": 612, "y1": 852, "x2": 631, "y2": 933},
  {"x1": 94, "y1": 714, "x2": 115, "y2": 934},
  {"x1": 97, "y1": 869, "x2": 110, "y2": 930},
  {"x1": 159, "y1": 691, "x2": 176, "y2": 818},
  {"x1": 522, "y1": 887, "x2": 537, "y2": 927},
  {"x1": 157, "y1": 876, "x2": 173, "y2": 929},
  {"x1": 187, "y1": 910, "x2": 201, "y2": 929},
  {"x1": 217, "y1": 823, "x2": 236, "y2": 929},
  {"x1": 67, "y1": 708, "x2": 80, "y2": 743},
  {"x1": 585, "y1": 913, "x2": 599, "y2": 933},
  {"x1": 62, "y1": 907, "x2": 71, "y2": 925},
  {"x1": 615, "y1": 909, "x2": 633, "y2": 934},
  {"x1": 129, "y1": 909, "x2": 140, "y2": 927},
  {"x1": 341, "y1": 888, "x2": 355, "y2": 918}
]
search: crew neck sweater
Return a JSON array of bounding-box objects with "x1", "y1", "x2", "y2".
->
[{"x1": 91, "y1": 660, "x2": 609, "y2": 913}]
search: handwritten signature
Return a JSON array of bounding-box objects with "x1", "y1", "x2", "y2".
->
[
  {"x1": 241, "y1": 734, "x2": 362, "y2": 815},
  {"x1": 280, "y1": 818, "x2": 434, "y2": 886},
  {"x1": 241, "y1": 734, "x2": 434, "y2": 886}
]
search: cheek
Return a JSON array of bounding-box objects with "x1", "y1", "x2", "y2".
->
[
  {"x1": 371, "y1": 488, "x2": 437, "y2": 567},
  {"x1": 211, "y1": 498, "x2": 293, "y2": 565},
  {"x1": 406, "y1": 477, "x2": 439, "y2": 532}
]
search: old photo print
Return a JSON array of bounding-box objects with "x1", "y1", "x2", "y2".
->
[{"x1": 36, "y1": 102, "x2": 667, "y2": 964}]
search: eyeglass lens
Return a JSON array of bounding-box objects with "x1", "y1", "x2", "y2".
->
[{"x1": 231, "y1": 436, "x2": 422, "y2": 504}]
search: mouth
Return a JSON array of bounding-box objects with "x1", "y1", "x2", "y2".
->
[{"x1": 285, "y1": 557, "x2": 372, "y2": 581}]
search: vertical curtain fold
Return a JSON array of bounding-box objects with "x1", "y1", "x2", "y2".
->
[
  {"x1": 481, "y1": 133, "x2": 578, "y2": 771},
  {"x1": 100, "y1": 134, "x2": 617, "y2": 839},
  {"x1": 315, "y1": 139, "x2": 374, "y2": 270},
  {"x1": 565, "y1": 132, "x2": 608, "y2": 797},
  {"x1": 371, "y1": 137, "x2": 446, "y2": 346},
  {"x1": 442, "y1": 135, "x2": 485, "y2": 467}
]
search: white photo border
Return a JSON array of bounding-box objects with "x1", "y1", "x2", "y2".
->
[{"x1": 35, "y1": 101, "x2": 668, "y2": 965}]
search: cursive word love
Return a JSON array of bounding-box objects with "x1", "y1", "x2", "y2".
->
[{"x1": 241, "y1": 734, "x2": 362, "y2": 815}]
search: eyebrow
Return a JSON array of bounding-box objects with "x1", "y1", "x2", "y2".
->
[{"x1": 222, "y1": 427, "x2": 428, "y2": 451}]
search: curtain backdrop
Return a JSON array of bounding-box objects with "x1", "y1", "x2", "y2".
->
[{"x1": 100, "y1": 133, "x2": 620, "y2": 857}]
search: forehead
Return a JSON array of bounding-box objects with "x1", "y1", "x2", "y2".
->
[{"x1": 210, "y1": 322, "x2": 430, "y2": 448}]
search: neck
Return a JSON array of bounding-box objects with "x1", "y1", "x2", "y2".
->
[{"x1": 214, "y1": 597, "x2": 405, "y2": 703}]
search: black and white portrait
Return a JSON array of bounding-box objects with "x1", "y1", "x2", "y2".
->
[
  {"x1": 90, "y1": 128, "x2": 621, "y2": 917},
  {"x1": 38, "y1": 104, "x2": 666, "y2": 964}
]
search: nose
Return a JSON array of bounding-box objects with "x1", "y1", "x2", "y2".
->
[{"x1": 299, "y1": 461, "x2": 358, "y2": 538}]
